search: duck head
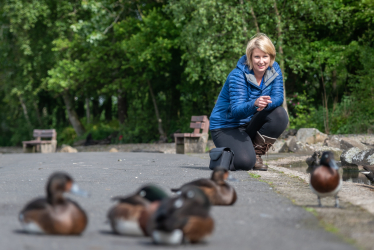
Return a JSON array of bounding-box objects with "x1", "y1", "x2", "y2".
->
[
  {"x1": 112, "y1": 184, "x2": 168, "y2": 205},
  {"x1": 46, "y1": 172, "x2": 89, "y2": 204},
  {"x1": 154, "y1": 186, "x2": 211, "y2": 228},
  {"x1": 137, "y1": 185, "x2": 168, "y2": 202},
  {"x1": 211, "y1": 168, "x2": 229, "y2": 184},
  {"x1": 173, "y1": 186, "x2": 211, "y2": 217},
  {"x1": 320, "y1": 151, "x2": 339, "y2": 170}
]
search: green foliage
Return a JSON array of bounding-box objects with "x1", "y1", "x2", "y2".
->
[
  {"x1": 58, "y1": 127, "x2": 77, "y2": 146},
  {"x1": 78, "y1": 120, "x2": 118, "y2": 140},
  {"x1": 288, "y1": 92, "x2": 319, "y2": 130},
  {"x1": 1, "y1": 0, "x2": 374, "y2": 147}
]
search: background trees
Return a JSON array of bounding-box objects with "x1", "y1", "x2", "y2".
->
[{"x1": 0, "y1": 0, "x2": 373, "y2": 146}]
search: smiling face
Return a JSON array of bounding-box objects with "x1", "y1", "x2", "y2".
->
[{"x1": 251, "y1": 48, "x2": 270, "y2": 76}]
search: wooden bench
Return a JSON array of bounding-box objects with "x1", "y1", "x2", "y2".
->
[
  {"x1": 22, "y1": 129, "x2": 57, "y2": 153},
  {"x1": 174, "y1": 116, "x2": 210, "y2": 154}
]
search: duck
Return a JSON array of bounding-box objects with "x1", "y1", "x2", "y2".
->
[
  {"x1": 171, "y1": 167, "x2": 237, "y2": 206},
  {"x1": 150, "y1": 186, "x2": 214, "y2": 245},
  {"x1": 362, "y1": 165, "x2": 374, "y2": 182},
  {"x1": 19, "y1": 172, "x2": 89, "y2": 235},
  {"x1": 306, "y1": 151, "x2": 321, "y2": 168},
  {"x1": 306, "y1": 151, "x2": 322, "y2": 173},
  {"x1": 310, "y1": 151, "x2": 342, "y2": 207},
  {"x1": 107, "y1": 184, "x2": 168, "y2": 236}
]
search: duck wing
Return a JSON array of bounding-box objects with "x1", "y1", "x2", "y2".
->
[
  {"x1": 363, "y1": 165, "x2": 374, "y2": 172},
  {"x1": 171, "y1": 179, "x2": 215, "y2": 192},
  {"x1": 214, "y1": 183, "x2": 237, "y2": 205},
  {"x1": 19, "y1": 198, "x2": 49, "y2": 226},
  {"x1": 20, "y1": 198, "x2": 49, "y2": 213},
  {"x1": 111, "y1": 195, "x2": 148, "y2": 206}
]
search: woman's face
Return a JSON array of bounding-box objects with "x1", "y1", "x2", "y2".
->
[{"x1": 251, "y1": 48, "x2": 270, "y2": 75}]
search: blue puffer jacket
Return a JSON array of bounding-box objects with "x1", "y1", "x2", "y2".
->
[{"x1": 210, "y1": 55, "x2": 284, "y2": 130}]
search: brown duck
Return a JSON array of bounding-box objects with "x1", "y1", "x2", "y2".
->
[
  {"x1": 171, "y1": 167, "x2": 237, "y2": 206},
  {"x1": 310, "y1": 151, "x2": 342, "y2": 207},
  {"x1": 19, "y1": 172, "x2": 89, "y2": 234},
  {"x1": 150, "y1": 186, "x2": 214, "y2": 245},
  {"x1": 107, "y1": 185, "x2": 168, "y2": 236}
]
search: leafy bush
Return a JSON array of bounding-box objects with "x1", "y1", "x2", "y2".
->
[
  {"x1": 329, "y1": 96, "x2": 374, "y2": 134},
  {"x1": 57, "y1": 127, "x2": 77, "y2": 146},
  {"x1": 289, "y1": 94, "x2": 374, "y2": 135},
  {"x1": 288, "y1": 92, "x2": 320, "y2": 130},
  {"x1": 83, "y1": 120, "x2": 119, "y2": 141}
]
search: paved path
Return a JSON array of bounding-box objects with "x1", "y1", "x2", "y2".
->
[{"x1": 0, "y1": 152, "x2": 356, "y2": 250}]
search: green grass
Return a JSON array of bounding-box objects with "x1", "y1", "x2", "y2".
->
[
  {"x1": 303, "y1": 207, "x2": 318, "y2": 216},
  {"x1": 248, "y1": 172, "x2": 261, "y2": 178},
  {"x1": 320, "y1": 221, "x2": 339, "y2": 233}
]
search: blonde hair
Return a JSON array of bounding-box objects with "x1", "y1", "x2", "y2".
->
[{"x1": 245, "y1": 33, "x2": 276, "y2": 70}]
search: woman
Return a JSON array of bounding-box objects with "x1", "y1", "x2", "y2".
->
[{"x1": 210, "y1": 33, "x2": 289, "y2": 171}]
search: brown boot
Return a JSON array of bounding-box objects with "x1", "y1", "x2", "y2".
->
[{"x1": 252, "y1": 132, "x2": 276, "y2": 171}]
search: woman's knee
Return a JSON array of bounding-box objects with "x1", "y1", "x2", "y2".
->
[
  {"x1": 234, "y1": 154, "x2": 256, "y2": 170},
  {"x1": 271, "y1": 106, "x2": 289, "y2": 124},
  {"x1": 267, "y1": 106, "x2": 289, "y2": 133}
]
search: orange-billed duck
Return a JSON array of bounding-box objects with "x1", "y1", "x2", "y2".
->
[
  {"x1": 107, "y1": 184, "x2": 168, "y2": 236},
  {"x1": 310, "y1": 151, "x2": 342, "y2": 207},
  {"x1": 19, "y1": 172, "x2": 89, "y2": 234},
  {"x1": 171, "y1": 167, "x2": 237, "y2": 206},
  {"x1": 149, "y1": 186, "x2": 214, "y2": 245}
]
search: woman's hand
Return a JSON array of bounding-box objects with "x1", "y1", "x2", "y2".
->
[{"x1": 255, "y1": 96, "x2": 272, "y2": 111}]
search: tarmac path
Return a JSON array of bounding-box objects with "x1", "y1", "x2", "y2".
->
[{"x1": 0, "y1": 152, "x2": 356, "y2": 250}]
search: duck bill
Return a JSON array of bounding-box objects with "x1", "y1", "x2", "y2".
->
[
  {"x1": 227, "y1": 173, "x2": 238, "y2": 182},
  {"x1": 70, "y1": 183, "x2": 90, "y2": 197},
  {"x1": 330, "y1": 159, "x2": 339, "y2": 170}
]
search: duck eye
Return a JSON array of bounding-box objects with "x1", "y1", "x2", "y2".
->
[
  {"x1": 140, "y1": 190, "x2": 146, "y2": 197},
  {"x1": 187, "y1": 191, "x2": 195, "y2": 198}
]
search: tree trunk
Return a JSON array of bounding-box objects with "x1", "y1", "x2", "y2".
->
[
  {"x1": 248, "y1": 0, "x2": 260, "y2": 33},
  {"x1": 33, "y1": 101, "x2": 43, "y2": 127},
  {"x1": 92, "y1": 98, "x2": 100, "y2": 121},
  {"x1": 147, "y1": 80, "x2": 167, "y2": 142},
  {"x1": 239, "y1": 0, "x2": 248, "y2": 39},
  {"x1": 62, "y1": 90, "x2": 86, "y2": 136},
  {"x1": 85, "y1": 97, "x2": 90, "y2": 124},
  {"x1": 117, "y1": 89, "x2": 128, "y2": 124},
  {"x1": 273, "y1": 0, "x2": 289, "y2": 115},
  {"x1": 319, "y1": 59, "x2": 329, "y2": 134},
  {"x1": 19, "y1": 96, "x2": 31, "y2": 127},
  {"x1": 104, "y1": 96, "x2": 112, "y2": 121},
  {"x1": 332, "y1": 70, "x2": 338, "y2": 111}
]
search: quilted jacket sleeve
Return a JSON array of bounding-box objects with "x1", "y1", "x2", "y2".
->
[
  {"x1": 229, "y1": 69, "x2": 258, "y2": 119},
  {"x1": 265, "y1": 62, "x2": 284, "y2": 111}
]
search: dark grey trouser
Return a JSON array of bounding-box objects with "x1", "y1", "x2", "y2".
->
[{"x1": 211, "y1": 106, "x2": 289, "y2": 170}]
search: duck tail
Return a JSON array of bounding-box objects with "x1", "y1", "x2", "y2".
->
[
  {"x1": 170, "y1": 188, "x2": 179, "y2": 193},
  {"x1": 111, "y1": 196, "x2": 126, "y2": 201}
]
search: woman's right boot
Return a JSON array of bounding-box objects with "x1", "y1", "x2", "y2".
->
[{"x1": 252, "y1": 131, "x2": 276, "y2": 171}]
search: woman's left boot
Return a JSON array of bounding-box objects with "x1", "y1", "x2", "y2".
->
[{"x1": 252, "y1": 131, "x2": 276, "y2": 171}]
